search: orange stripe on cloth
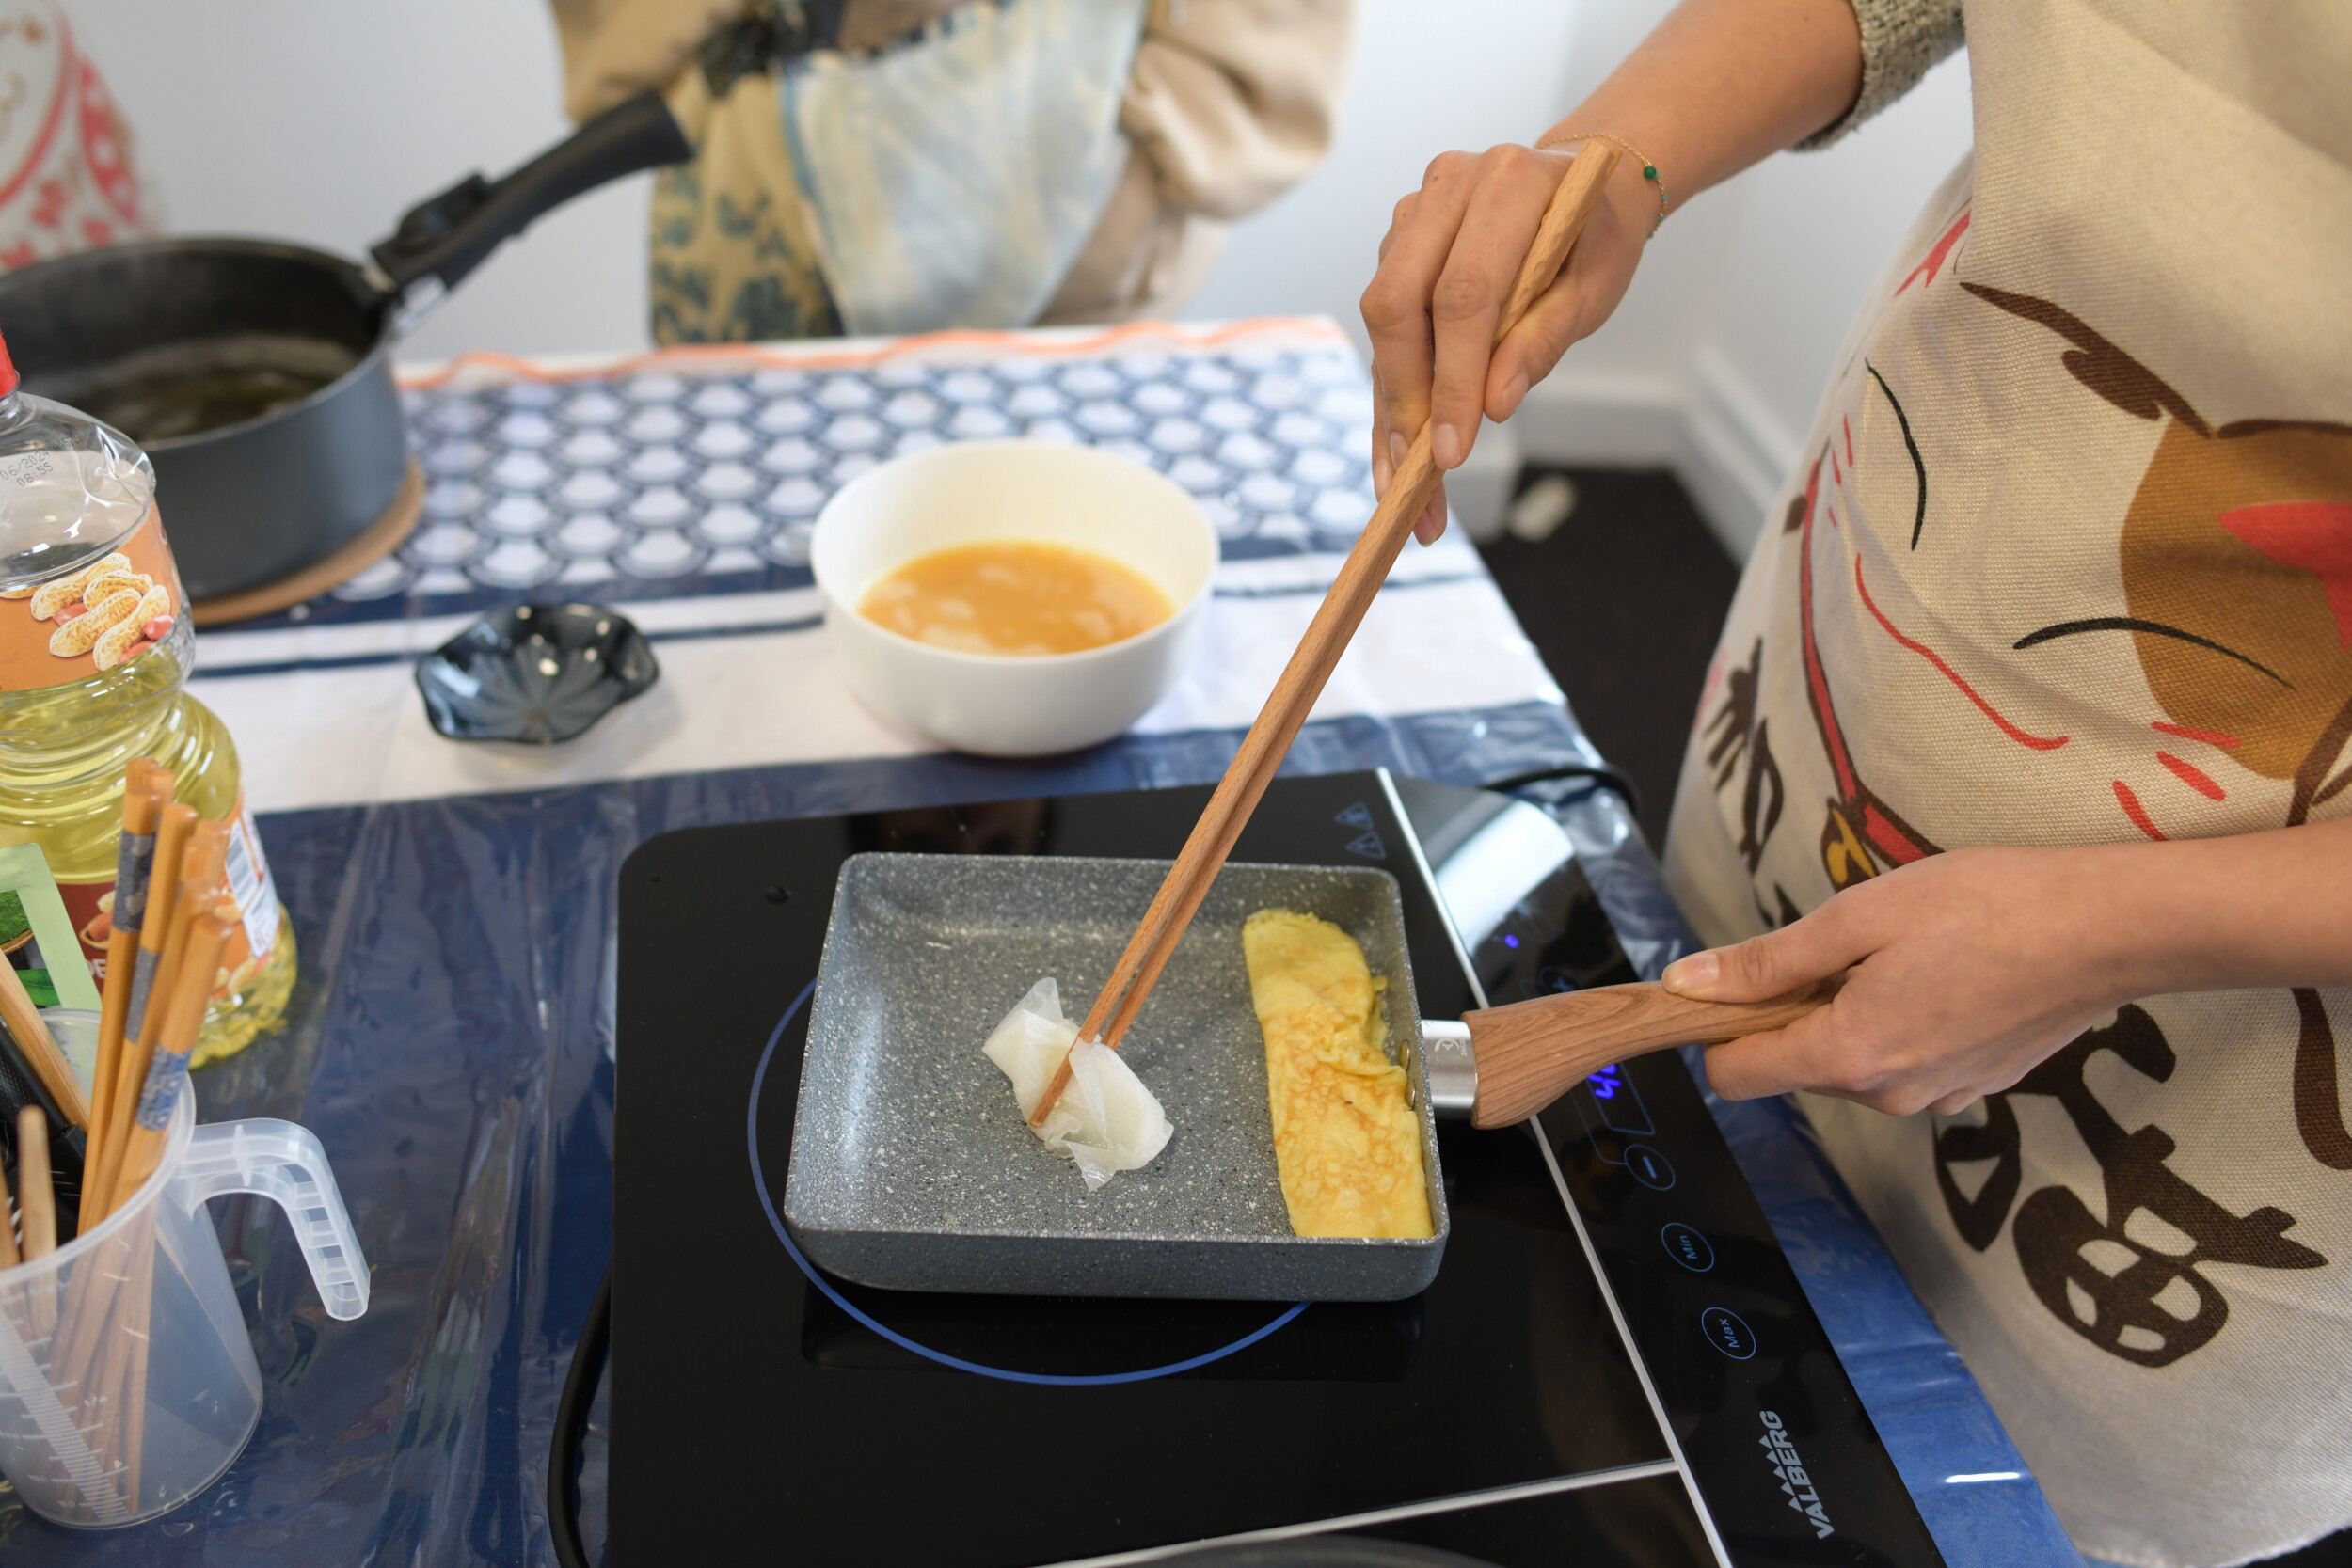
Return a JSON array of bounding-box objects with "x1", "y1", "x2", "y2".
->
[
  {"x1": 2112, "y1": 779, "x2": 2167, "y2": 841},
  {"x1": 397, "y1": 318, "x2": 1351, "y2": 392},
  {"x1": 2156, "y1": 751, "x2": 2226, "y2": 800},
  {"x1": 2153, "y1": 720, "x2": 2239, "y2": 748}
]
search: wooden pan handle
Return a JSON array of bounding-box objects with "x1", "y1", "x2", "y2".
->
[{"x1": 1464, "y1": 980, "x2": 1830, "y2": 1128}]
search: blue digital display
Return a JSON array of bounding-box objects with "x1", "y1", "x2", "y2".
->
[{"x1": 1573, "y1": 1061, "x2": 1658, "y2": 1141}]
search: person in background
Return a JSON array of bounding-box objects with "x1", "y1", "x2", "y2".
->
[
  {"x1": 548, "y1": 0, "x2": 1355, "y2": 344},
  {"x1": 1361, "y1": 2, "x2": 2350, "y2": 1565},
  {"x1": 0, "y1": 0, "x2": 156, "y2": 271}
]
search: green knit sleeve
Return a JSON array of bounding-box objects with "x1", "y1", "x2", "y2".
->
[{"x1": 1796, "y1": 0, "x2": 1965, "y2": 149}]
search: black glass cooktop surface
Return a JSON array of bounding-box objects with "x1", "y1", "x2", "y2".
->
[{"x1": 612, "y1": 771, "x2": 1942, "y2": 1567}]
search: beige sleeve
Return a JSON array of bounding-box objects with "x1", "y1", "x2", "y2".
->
[
  {"x1": 1037, "y1": 150, "x2": 1230, "y2": 326},
  {"x1": 549, "y1": 0, "x2": 745, "y2": 122},
  {"x1": 1796, "y1": 0, "x2": 1965, "y2": 149},
  {"x1": 1121, "y1": 0, "x2": 1359, "y2": 222},
  {"x1": 1040, "y1": 0, "x2": 1358, "y2": 325}
]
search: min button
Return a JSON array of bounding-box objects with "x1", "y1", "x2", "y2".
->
[{"x1": 1661, "y1": 1222, "x2": 1714, "y2": 1273}]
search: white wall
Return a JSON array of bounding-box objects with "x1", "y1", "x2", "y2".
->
[
  {"x1": 1187, "y1": 0, "x2": 1977, "y2": 556},
  {"x1": 1637, "y1": 53, "x2": 1975, "y2": 549},
  {"x1": 1180, "y1": 2, "x2": 1582, "y2": 344},
  {"x1": 68, "y1": 0, "x2": 1972, "y2": 550},
  {"x1": 1188, "y1": 0, "x2": 1724, "y2": 386}
]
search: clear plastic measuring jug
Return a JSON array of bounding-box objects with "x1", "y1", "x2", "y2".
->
[{"x1": 0, "y1": 1083, "x2": 368, "y2": 1527}]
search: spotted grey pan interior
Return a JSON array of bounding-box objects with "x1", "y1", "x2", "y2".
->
[{"x1": 783, "y1": 854, "x2": 1448, "y2": 1301}]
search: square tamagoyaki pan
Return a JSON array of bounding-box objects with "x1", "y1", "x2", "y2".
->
[{"x1": 781, "y1": 854, "x2": 1450, "y2": 1302}]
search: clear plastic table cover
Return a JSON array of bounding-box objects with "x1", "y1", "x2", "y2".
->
[{"x1": 0, "y1": 328, "x2": 2078, "y2": 1566}]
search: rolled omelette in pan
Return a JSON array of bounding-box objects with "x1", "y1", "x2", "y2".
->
[{"x1": 1241, "y1": 909, "x2": 1433, "y2": 1240}]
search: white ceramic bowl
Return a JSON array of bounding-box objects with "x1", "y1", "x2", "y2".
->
[{"x1": 810, "y1": 440, "x2": 1218, "y2": 756}]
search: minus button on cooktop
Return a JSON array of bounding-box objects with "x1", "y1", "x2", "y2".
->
[{"x1": 1622, "y1": 1143, "x2": 1675, "y2": 1190}]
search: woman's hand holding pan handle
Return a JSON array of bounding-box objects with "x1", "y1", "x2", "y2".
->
[
  {"x1": 1360, "y1": 0, "x2": 1867, "y2": 543},
  {"x1": 1667, "y1": 825, "x2": 2352, "y2": 1118},
  {"x1": 1664, "y1": 847, "x2": 2154, "y2": 1117}
]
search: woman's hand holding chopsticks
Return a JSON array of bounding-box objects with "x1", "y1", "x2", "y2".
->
[
  {"x1": 1027, "y1": 146, "x2": 1626, "y2": 1127},
  {"x1": 1360, "y1": 0, "x2": 1871, "y2": 544}
]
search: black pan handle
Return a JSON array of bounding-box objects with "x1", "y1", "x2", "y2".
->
[{"x1": 368, "y1": 89, "x2": 691, "y2": 307}]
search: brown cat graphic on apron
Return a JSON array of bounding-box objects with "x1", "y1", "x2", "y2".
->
[{"x1": 1661, "y1": 5, "x2": 2352, "y2": 1563}]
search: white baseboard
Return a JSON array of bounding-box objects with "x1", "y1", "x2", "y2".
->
[
  {"x1": 1507, "y1": 368, "x2": 1683, "y2": 467},
  {"x1": 1449, "y1": 418, "x2": 1525, "y2": 545},
  {"x1": 1510, "y1": 356, "x2": 1803, "y2": 562}
]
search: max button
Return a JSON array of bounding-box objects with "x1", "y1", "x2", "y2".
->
[
  {"x1": 1622, "y1": 1144, "x2": 1675, "y2": 1191},
  {"x1": 1701, "y1": 1307, "x2": 1756, "y2": 1360},
  {"x1": 1661, "y1": 1222, "x2": 1714, "y2": 1273}
]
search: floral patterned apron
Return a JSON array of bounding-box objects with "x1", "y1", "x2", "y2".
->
[
  {"x1": 0, "y1": 1, "x2": 153, "y2": 271},
  {"x1": 1661, "y1": 4, "x2": 2352, "y2": 1563}
]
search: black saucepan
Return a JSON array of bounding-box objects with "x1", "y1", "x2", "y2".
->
[{"x1": 0, "y1": 91, "x2": 691, "y2": 610}]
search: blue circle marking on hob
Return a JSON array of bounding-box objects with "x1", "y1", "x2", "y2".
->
[{"x1": 748, "y1": 980, "x2": 1311, "y2": 1386}]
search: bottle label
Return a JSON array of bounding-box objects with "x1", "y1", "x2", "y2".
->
[
  {"x1": 218, "y1": 797, "x2": 283, "y2": 980},
  {"x1": 0, "y1": 505, "x2": 183, "y2": 691},
  {"x1": 67, "y1": 790, "x2": 284, "y2": 1003}
]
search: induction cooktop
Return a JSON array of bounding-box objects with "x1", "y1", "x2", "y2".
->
[{"x1": 612, "y1": 771, "x2": 1944, "y2": 1567}]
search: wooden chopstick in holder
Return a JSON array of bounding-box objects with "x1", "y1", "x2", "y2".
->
[
  {"x1": 16, "y1": 1105, "x2": 55, "y2": 1259},
  {"x1": 124, "y1": 791, "x2": 191, "y2": 1044},
  {"x1": 47, "y1": 883, "x2": 225, "y2": 1478},
  {"x1": 84, "y1": 776, "x2": 161, "y2": 1222},
  {"x1": 88, "y1": 895, "x2": 221, "y2": 1509},
  {"x1": 86, "y1": 816, "x2": 220, "y2": 1224},
  {"x1": 0, "y1": 950, "x2": 87, "y2": 1131},
  {"x1": 1031, "y1": 145, "x2": 1624, "y2": 1125},
  {"x1": 103, "y1": 910, "x2": 230, "y2": 1218},
  {"x1": 99, "y1": 895, "x2": 222, "y2": 1510}
]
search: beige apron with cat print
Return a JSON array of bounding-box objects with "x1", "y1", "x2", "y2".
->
[{"x1": 1661, "y1": 5, "x2": 2352, "y2": 1564}]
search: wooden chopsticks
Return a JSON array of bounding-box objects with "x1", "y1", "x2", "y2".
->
[
  {"x1": 0, "y1": 943, "x2": 87, "y2": 1131},
  {"x1": 68, "y1": 760, "x2": 231, "y2": 1228},
  {"x1": 1031, "y1": 146, "x2": 1624, "y2": 1125},
  {"x1": 87, "y1": 771, "x2": 158, "y2": 1169},
  {"x1": 103, "y1": 910, "x2": 230, "y2": 1214},
  {"x1": 0, "y1": 757, "x2": 241, "y2": 1513},
  {"x1": 16, "y1": 1105, "x2": 56, "y2": 1259},
  {"x1": 90, "y1": 894, "x2": 223, "y2": 1502},
  {"x1": 0, "y1": 754, "x2": 230, "y2": 1263}
]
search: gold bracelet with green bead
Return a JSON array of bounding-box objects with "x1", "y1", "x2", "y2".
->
[{"x1": 1534, "y1": 132, "x2": 1669, "y2": 237}]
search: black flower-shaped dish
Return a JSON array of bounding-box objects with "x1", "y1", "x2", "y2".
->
[{"x1": 416, "y1": 603, "x2": 659, "y2": 744}]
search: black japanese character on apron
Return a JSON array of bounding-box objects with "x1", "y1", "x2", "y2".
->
[{"x1": 1933, "y1": 1006, "x2": 2326, "y2": 1366}]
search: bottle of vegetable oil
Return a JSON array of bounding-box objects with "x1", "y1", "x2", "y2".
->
[{"x1": 0, "y1": 329, "x2": 292, "y2": 1065}]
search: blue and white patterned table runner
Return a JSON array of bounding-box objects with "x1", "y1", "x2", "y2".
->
[{"x1": 190, "y1": 320, "x2": 1567, "y2": 814}]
